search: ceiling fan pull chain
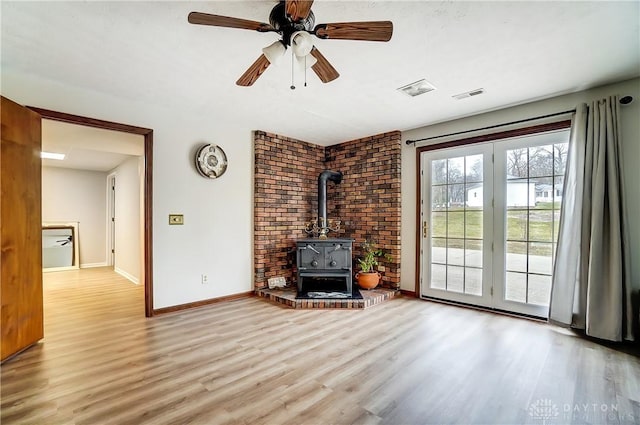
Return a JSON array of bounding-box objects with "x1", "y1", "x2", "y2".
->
[
  {"x1": 290, "y1": 49, "x2": 296, "y2": 90},
  {"x1": 304, "y1": 55, "x2": 308, "y2": 87}
]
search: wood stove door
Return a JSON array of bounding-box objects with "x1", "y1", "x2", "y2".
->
[
  {"x1": 297, "y1": 243, "x2": 325, "y2": 270},
  {"x1": 325, "y1": 242, "x2": 350, "y2": 271}
]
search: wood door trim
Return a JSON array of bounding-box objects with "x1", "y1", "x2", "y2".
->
[
  {"x1": 414, "y1": 148, "x2": 422, "y2": 296},
  {"x1": 30, "y1": 107, "x2": 155, "y2": 317},
  {"x1": 415, "y1": 120, "x2": 571, "y2": 154},
  {"x1": 27, "y1": 108, "x2": 152, "y2": 135}
]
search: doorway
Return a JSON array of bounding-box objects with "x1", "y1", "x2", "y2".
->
[
  {"x1": 419, "y1": 128, "x2": 570, "y2": 318},
  {"x1": 32, "y1": 107, "x2": 154, "y2": 317}
]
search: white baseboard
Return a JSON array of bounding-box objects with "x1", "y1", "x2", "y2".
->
[
  {"x1": 115, "y1": 267, "x2": 140, "y2": 285},
  {"x1": 80, "y1": 262, "x2": 108, "y2": 269}
]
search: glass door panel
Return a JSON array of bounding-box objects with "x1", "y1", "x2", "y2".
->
[
  {"x1": 493, "y1": 131, "x2": 569, "y2": 317},
  {"x1": 421, "y1": 144, "x2": 493, "y2": 307}
]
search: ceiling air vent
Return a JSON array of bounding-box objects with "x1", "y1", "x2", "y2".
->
[
  {"x1": 452, "y1": 88, "x2": 485, "y2": 100},
  {"x1": 397, "y1": 79, "x2": 436, "y2": 97}
]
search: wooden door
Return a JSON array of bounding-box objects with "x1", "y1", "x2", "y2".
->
[{"x1": 1, "y1": 96, "x2": 43, "y2": 362}]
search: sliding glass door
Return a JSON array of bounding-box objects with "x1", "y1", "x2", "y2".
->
[
  {"x1": 420, "y1": 129, "x2": 569, "y2": 317},
  {"x1": 420, "y1": 144, "x2": 494, "y2": 308}
]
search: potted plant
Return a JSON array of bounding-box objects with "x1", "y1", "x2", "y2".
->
[{"x1": 356, "y1": 240, "x2": 392, "y2": 290}]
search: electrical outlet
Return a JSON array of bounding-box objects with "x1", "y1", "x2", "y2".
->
[
  {"x1": 268, "y1": 277, "x2": 287, "y2": 288},
  {"x1": 201, "y1": 274, "x2": 208, "y2": 284}
]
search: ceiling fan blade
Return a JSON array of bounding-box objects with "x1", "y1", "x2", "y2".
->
[
  {"x1": 188, "y1": 12, "x2": 275, "y2": 32},
  {"x1": 236, "y1": 54, "x2": 271, "y2": 86},
  {"x1": 309, "y1": 47, "x2": 339, "y2": 83},
  {"x1": 285, "y1": 0, "x2": 314, "y2": 22},
  {"x1": 314, "y1": 21, "x2": 393, "y2": 42}
]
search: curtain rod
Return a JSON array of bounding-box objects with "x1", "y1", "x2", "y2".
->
[
  {"x1": 405, "y1": 109, "x2": 576, "y2": 145},
  {"x1": 405, "y1": 95, "x2": 634, "y2": 146}
]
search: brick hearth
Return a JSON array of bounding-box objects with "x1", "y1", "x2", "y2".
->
[{"x1": 255, "y1": 287, "x2": 397, "y2": 309}]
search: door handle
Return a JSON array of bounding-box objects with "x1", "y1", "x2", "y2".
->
[{"x1": 300, "y1": 244, "x2": 320, "y2": 254}]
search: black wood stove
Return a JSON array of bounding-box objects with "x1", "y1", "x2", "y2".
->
[
  {"x1": 296, "y1": 170, "x2": 354, "y2": 295},
  {"x1": 296, "y1": 238, "x2": 353, "y2": 293}
]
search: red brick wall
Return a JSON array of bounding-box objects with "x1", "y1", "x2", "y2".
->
[
  {"x1": 325, "y1": 131, "x2": 402, "y2": 287},
  {"x1": 254, "y1": 131, "x2": 324, "y2": 288},
  {"x1": 254, "y1": 130, "x2": 401, "y2": 289}
]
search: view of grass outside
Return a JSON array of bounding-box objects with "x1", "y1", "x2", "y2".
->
[{"x1": 431, "y1": 202, "x2": 560, "y2": 254}]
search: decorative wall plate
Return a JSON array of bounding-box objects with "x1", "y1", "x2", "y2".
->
[{"x1": 195, "y1": 144, "x2": 227, "y2": 178}]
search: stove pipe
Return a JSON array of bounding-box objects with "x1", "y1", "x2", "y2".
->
[{"x1": 318, "y1": 170, "x2": 343, "y2": 228}]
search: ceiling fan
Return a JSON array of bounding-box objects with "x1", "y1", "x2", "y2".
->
[{"x1": 188, "y1": 0, "x2": 393, "y2": 86}]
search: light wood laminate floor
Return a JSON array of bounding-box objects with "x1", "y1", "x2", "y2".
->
[{"x1": 2, "y1": 268, "x2": 639, "y2": 424}]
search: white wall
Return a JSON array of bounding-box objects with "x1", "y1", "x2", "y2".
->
[
  {"x1": 8, "y1": 71, "x2": 638, "y2": 309},
  {"x1": 402, "y1": 78, "x2": 640, "y2": 293},
  {"x1": 3, "y1": 71, "x2": 253, "y2": 309},
  {"x1": 42, "y1": 166, "x2": 107, "y2": 267},
  {"x1": 110, "y1": 157, "x2": 142, "y2": 284}
]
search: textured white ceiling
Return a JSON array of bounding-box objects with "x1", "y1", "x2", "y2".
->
[{"x1": 2, "y1": 1, "x2": 639, "y2": 146}]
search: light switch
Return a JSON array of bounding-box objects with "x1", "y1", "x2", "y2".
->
[{"x1": 169, "y1": 214, "x2": 184, "y2": 225}]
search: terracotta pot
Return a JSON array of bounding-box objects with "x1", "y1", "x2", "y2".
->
[{"x1": 356, "y1": 271, "x2": 381, "y2": 290}]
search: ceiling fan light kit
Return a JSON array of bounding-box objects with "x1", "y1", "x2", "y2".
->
[
  {"x1": 188, "y1": 0, "x2": 393, "y2": 87},
  {"x1": 262, "y1": 41, "x2": 287, "y2": 66},
  {"x1": 291, "y1": 31, "x2": 314, "y2": 57}
]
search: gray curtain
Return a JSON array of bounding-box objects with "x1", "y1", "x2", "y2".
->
[{"x1": 549, "y1": 96, "x2": 633, "y2": 342}]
